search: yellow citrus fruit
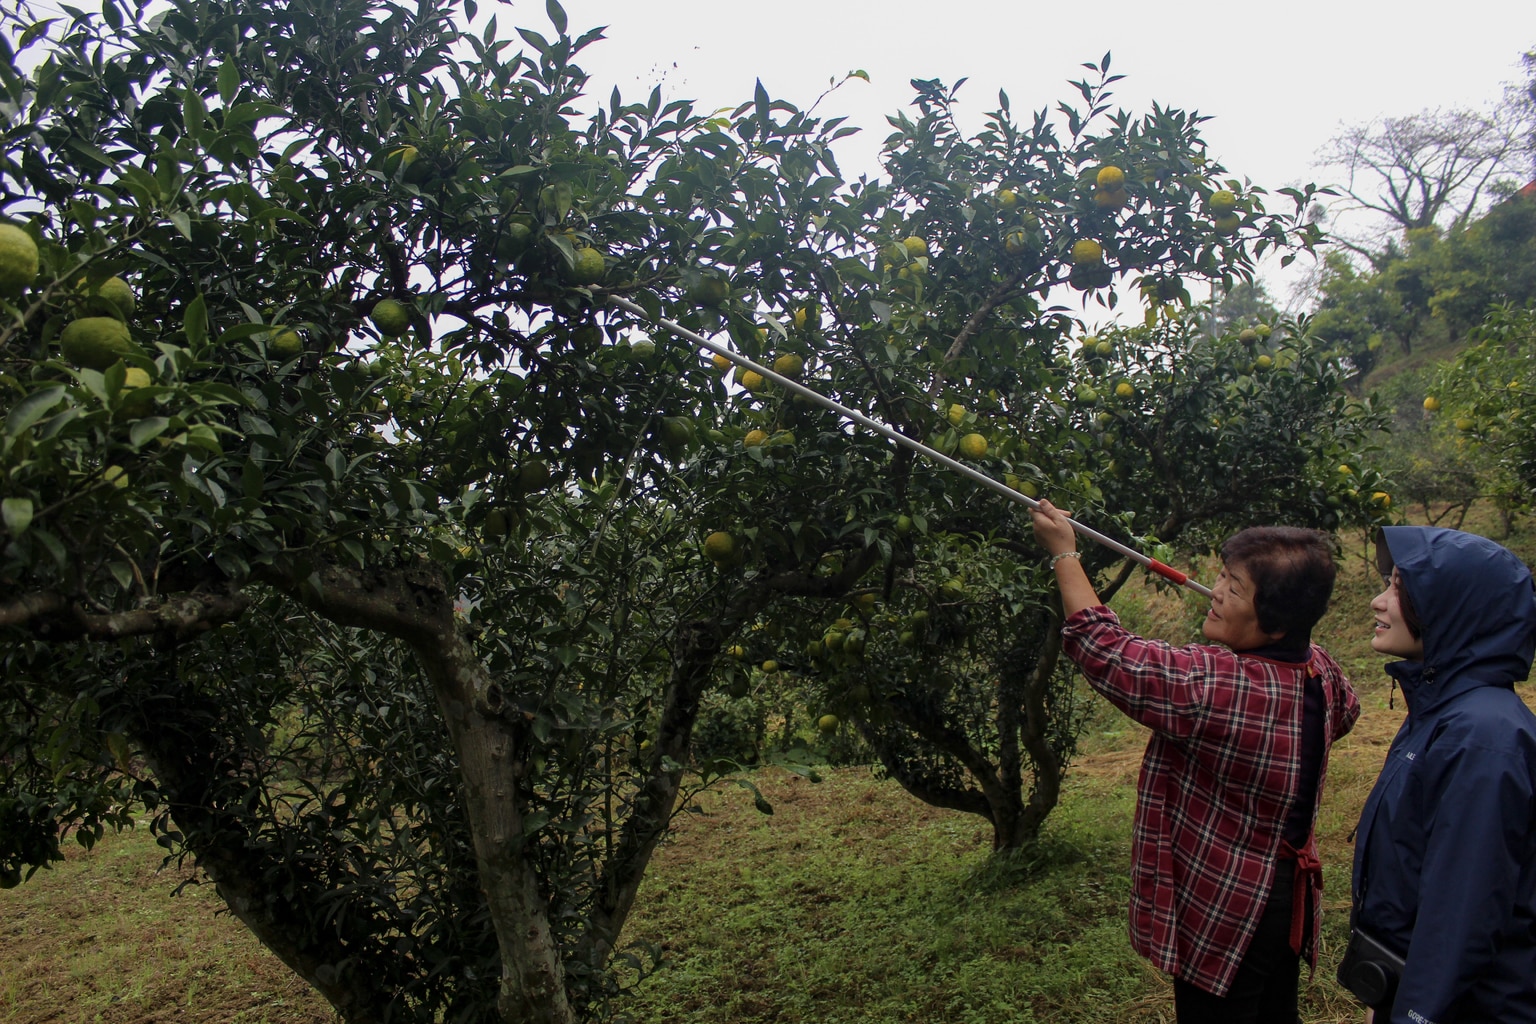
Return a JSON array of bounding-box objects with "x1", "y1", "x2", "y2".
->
[
  {"x1": 1071, "y1": 239, "x2": 1104, "y2": 265},
  {"x1": 772, "y1": 353, "x2": 804, "y2": 378},
  {"x1": 1238, "y1": 328, "x2": 1260, "y2": 344},
  {"x1": 760, "y1": 660, "x2": 779, "y2": 673},
  {"x1": 1337, "y1": 464, "x2": 1354, "y2": 476},
  {"x1": 370, "y1": 299, "x2": 411, "y2": 337},
  {"x1": 711, "y1": 352, "x2": 731, "y2": 371},
  {"x1": 1372, "y1": 492, "x2": 1391, "y2": 507},
  {"x1": 119, "y1": 367, "x2": 155, "y2": 417},
  {"x1": 1003, "y1": 227, "x2": 1031, "y2": 255},
  {"x1": 817, "y1": 714, "x2": 840, "y2": 733},
  {"x1": 1213, "y1": 214, "x2": 1241, "y2": 235},
  {"x1": 270, "y1": 328, "x2": 303, "y2": 358},
  {"x1": 1115, "y1": 381, "x2": 1134, "y2": 398},
  {"x1": 1096, "y1": 165, "x2": 1126, "y2": 189},
  {"x1": 1209, "y1": 189, "x2": 1238, "y2": 213},
  {"x1": 60, "y1": 317, "x2": 136, "y2": 369},
  {"x1": 958, "y1": 432, "x2": 989, "y2": 459},
  {"x1": 743, "y1": 429, "x2": 769, "y2": 447},
  {"x1": 0, "y1": 224, "x2": 40, "y2": 296},
  {"x1": 741, "y1": 370, "x2": 766, "y2": 393},
  {"x1": 997, "y1": 188, "x2": 1018, "y2": 208},
  {"x1": 1095, "y1": 340, "x2": 1113, "y2": 356},
  {"x1": 567, "y1": 247, "x2": 605, "y2": 285},
  {"x1": 793, "y1": 306, "x2": 810, "y2": 329},
  {"x1": 947, "y1": 403, "x2": 966, "y2": 427},
  {"x1": 1455, "y1": 417, "x2": 1476, "y2": 432},
  {"x1": 1422, "y1": 396, "x2": 1441, "y2": 412},
  {"x1": 704, "y1": 531, "x2": 735, "y2": 562},
  {"x1": 1255, "y1": 354, "x2": 1274, "y2": 370},
  {"x1": 1093, "y1": 188, "x2": 1128, "y2": 209},
  {"x1": 728, "y1": 644, "x2": 746, "y2": 659},
  {"x1": 902, "y1": 236, "x2": 929, "y2": 258}
]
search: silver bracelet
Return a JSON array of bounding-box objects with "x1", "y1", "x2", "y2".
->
[{"x1": 1049, "y1": 551, "x2": 1081, "y2": 569}]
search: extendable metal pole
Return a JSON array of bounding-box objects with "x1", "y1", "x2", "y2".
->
[{"x1": 604, "y1": 294, "x2": 1212, "y2": 598}]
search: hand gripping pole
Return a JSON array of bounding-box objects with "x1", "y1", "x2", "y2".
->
[{"x1": 604, "y1": 294, "x2": 1212, "y2": 598}]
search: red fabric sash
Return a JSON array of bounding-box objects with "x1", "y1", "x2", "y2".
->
[{"x1": 1278, "y1": 833, "x2": 1323, "y2": 964}]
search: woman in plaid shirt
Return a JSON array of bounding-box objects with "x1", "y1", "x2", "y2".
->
[{"x1": 1031, "y1": 500, "x2": 1360, "y2": 1024}]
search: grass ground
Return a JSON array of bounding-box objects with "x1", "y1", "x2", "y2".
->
[{"x1": 2, "y1": 510, "x2": 1530, "y2": 1024}]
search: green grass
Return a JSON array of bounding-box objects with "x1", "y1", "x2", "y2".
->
[{"x1": 3, "y1": 510, "x2": 1531, "y2": 1024}]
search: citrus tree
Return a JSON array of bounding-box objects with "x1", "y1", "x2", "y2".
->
[
  {"x1": 1429, "y1": 304, "x2": 1536, "y2": 526},
  {"x1": 0, "y1": 0, "x2": 1374, "y2": 1020}
]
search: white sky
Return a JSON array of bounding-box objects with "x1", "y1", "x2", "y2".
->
[{"x1": 540, "y1": 0, "x2": 1535, "y2": 317}]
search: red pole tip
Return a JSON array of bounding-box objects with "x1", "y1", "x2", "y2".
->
[{"x1": 1147, "y1": 559, "x2": 1188, "y2": 585}]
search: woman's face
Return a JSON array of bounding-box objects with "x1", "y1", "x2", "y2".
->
[
  {"x1": 1203, "y1": 561, "x2": 1281, "y2": 651},
  {"x1": 1371, "y1": 570, "x2": 1425, "y2": 659}
]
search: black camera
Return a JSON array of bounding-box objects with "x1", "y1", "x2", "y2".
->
[{"x1": 1337, "y1": 924, "x2": 1405, "y2": 1010}]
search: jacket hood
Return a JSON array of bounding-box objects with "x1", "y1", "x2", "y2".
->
[{"x1": 1381, "y1": 526, "x2": 1536, "y2": 711}]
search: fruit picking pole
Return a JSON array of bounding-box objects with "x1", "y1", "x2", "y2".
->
[{"x1": 603, "y1": 294, "x2": 1212, "y2": 598}]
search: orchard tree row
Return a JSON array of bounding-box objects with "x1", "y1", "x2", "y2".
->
[{"x1": 0, "y1": 1, "x2": 1386, "y2": 1022}]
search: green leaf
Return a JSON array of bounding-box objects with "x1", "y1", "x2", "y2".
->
[
  {"x1": 6, "y1": 386, "x2": 65, "y2": 436},
  {"x1": 2, "y1": 497, "x2": 34, "y2": 535},
  {"x1": 183, "y1": 294, "x2": 207, "y2": 348},
  {"x1": 545, "y1": 0, "x2": 567, "y2": 35},
  {"x1": 217, "y1": 60, "x2": 239, "y2": 107},
  {"x1": 129, "y1": 416, "x2": 170, "y2": 447}
]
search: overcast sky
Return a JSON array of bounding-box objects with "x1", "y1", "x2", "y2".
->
[{"x1": 542, "y1": 0, "x2": 1534, "y2": 315}]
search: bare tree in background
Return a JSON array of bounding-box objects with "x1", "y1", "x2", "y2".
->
[{"x1": 1318, "y1": 102, "x2": 1528, "y2": 266}]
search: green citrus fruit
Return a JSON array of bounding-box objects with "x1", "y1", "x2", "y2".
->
[
  {"x1": 497, "y1": 222, "x2": 533, "y2": 259},
  {"x1": 60, "y1": 317, "x2": 136, "y2": 369},
  {"x1": 659, "y1": 417, "x2": 694, "y2": 446},
  {"x1": 761, "y1": 660, "x2": 779, "y2": 673},
  {"x1": 1115, "y1": 381, "x2": 1134, "y2": 398},
  {"x1": 1455, "y1": 417, "x2": 1476, "y2": 432},
  {"x1": 894, "y1": 514, "x2": 913, "y2": 537},
  {"x1": 958, "y1": 432, "x2": 989, "y2": 459},
  {"x1": 1255, "y1": 354, "x2": 1274, "y2": 370},
  {"x1": 817, "y1": 714, "x2": 840, "y2": 733},
  {"x1": 1238, "y1": 328, "x2": 1259, "y2": 344},
  {"x1": 567, "y1": 247, "x2": 605, "y2": 285},
  {"x1": 1095, "y1": 340, "x2": 1113, "y2": 356},
  {"x1": 517, "y1": 460, "x2": 551, "y2": 492},
  {"x1": 370, "y1": 299, "x2": 411, "y2": 337},
  {"x1": 997, "y1": 188, "x2": 1018, "y2": 208},
  {"x1": 77, "y1": 275, "x2": 135, "y2": 316},
  {"x1": 270, "y1": 328, "x2": 303, "y2": 358},
  {"x1": 628, "y1": 339, "x2": 657, "y2": 362},
  {"x1": 947, "y1": 403, "x2": 966, "y2": 427},
  {"x1": 101, "y1": 465, "x2": 130, "y2": 489},
  {"x1": 686, "y1": 274, "x2": 730, "y2": 307},
  {"x1": 484, "y1": 509, "x2": 510, "y2": 539},
  {"x1": 902, "y1": 236, "x2": 929, "y2": 258},
  {"x1": 0, "y1": 224, "x2": 40, "y2": 296},
  {"x1": 1213, "y1": 213, "x2": 1241, "y2": 235}
]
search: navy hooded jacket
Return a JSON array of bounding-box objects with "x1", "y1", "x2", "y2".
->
[{"x1": 1352, "y1": 526, "x2": 1536, "y2": 1024}]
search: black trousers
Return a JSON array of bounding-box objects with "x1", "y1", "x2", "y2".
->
[{"x1": 1172, "y1": 869, "x2": 1306, "y2": 1024}]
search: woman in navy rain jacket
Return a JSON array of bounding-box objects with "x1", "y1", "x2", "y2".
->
[{"x1": 1352, "y1": 526, "x2": 1536, "y2": 1023}]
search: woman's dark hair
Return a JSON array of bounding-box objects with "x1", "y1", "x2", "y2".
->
[{"x1": 1220, "y1": 527, "x2": 1337, "y2": 648}]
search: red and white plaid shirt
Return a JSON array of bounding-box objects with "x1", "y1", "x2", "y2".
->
[{"x1": 1062, "y1": 606, "x2": 1360, "y2": 996}]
